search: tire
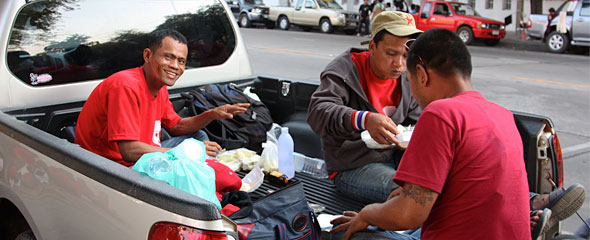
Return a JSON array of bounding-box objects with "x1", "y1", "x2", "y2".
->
[
  {"x1": 278, "y1": 16, "x2": 290, "y2": 30},
  {"x1": 484, "y1": 39, "x2": 500, "y2": 46},
  {"x1": 320, "y1": 18, "x2": 333, "y2": 33},
  {"x1": 15, "y1": 230, "x2": 36, "y2": 240},
  {"x1": 239, "y1": 13, "x2": 251, "y2": 28},
  {"x1": 457, "y1": 26, "x2": 474, "y2": 45},
  {"x1": 546, "y1": 31, "x2": 569, "y2": 53}
]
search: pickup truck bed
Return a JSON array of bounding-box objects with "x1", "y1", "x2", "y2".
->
[{"x1": 1, "y1": 74, "x2": 563, "y2": 239}]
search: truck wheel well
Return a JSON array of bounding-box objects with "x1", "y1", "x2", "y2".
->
[
  {"x1": 457, "y1": 24, "x2": 471, "y2": 31},
  {"x1": 319, "y1": 17, "x2": 330, "y2": 24},
  {"x1": 0, "y1": 199, "x2": 33, "y2": 239}
]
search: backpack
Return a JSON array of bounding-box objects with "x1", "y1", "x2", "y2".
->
[
  {"x1": 228, "y1": 181, "x2": 321, "y2": 240},
  {"x1": 182, "y1": 83, "x2": 273, "y2": 153}
]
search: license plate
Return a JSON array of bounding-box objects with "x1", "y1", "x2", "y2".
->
[{"x1": 492, "y1": 30, "x2": 499, "y2": 35}]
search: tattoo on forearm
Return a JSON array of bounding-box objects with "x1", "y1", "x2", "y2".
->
[{"x1": 402, "y1": 184, "x2": 434, "y2": 207}]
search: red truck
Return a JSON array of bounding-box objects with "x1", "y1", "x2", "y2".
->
[{"x1": 411, "y1": 1, "x2": 506, "y2": 46}]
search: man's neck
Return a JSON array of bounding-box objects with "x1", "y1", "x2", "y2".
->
[{"x1": 142, "y1": 66, "x2": 161, "y2": 97}]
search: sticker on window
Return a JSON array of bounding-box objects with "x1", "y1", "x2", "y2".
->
[{"x1": 30, "y1": 73, "x2": 53, "y2": 85}]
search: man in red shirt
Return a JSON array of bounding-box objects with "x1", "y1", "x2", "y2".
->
[
  {"x1": 331, "y1": 28, "x2": 531, "y2": 239},
  {"x1": 75, "y1": 29, "x2": 249, "y2": 166},
  {"x1": 308, "y1": 11, "x2": 423, "y2": 204}
]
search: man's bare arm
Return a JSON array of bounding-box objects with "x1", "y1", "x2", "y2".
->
[
  {"x1": 117, "y1": 140, "x2": 169, "y2": 163},
  {"x1": 359, "y1": 182, "x2": 438, "y2": 230},
  {"x1": 167, "y1": 103, "x2": 249, "y2": 136}
]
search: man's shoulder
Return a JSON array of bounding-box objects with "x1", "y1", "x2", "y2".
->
[{"x1": 102, "y1": 67, "x2": 143, "y2": 87}]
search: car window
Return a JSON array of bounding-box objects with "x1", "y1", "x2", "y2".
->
[
  {"x1": 580, "y1": 1, "x2": 590, "y2": 16},
  {"x1": 421, "y1": 2, "x2": 432, "y2": 18},
  {"x1": 433, "y1": 3, "x2": 450, "y2": 16},
  {"x1": 7, "y1": 0, "x2": 236, "y2": 87},
  {"x1": 305, "y1": 0, "x2": 315, "y2": 8},
  {"x1": 295, "y1": 0, "x2": 303, "y2": 10},
  {"x1": 317, "y1": 0, "x2": 343, "y2": 9},
  {"x1": 450, "y1": 3, "x2": 480, "y2": 16}
]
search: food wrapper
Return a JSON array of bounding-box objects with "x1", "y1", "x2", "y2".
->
[
  {"x1": 216, "y1": 148, "x2": 261, "y2": 171},
  {"x1": 361, "y1": 125, "x2": 414, "y2": 149}
]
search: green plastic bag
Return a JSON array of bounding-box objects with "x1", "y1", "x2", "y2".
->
[{"x1": 133, "y1": 139, "x2": 221, "y2": 209}]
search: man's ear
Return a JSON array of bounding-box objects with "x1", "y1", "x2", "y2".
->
[
  {"x1": 368, "y1": 40, "x2": 376, "y2": 54},
  {"x1": 143, "y1": 48, "x2": 152, "y2": 63},
  {"x1": 416, "y1": 64, "x2": 429, "y2": 86}
]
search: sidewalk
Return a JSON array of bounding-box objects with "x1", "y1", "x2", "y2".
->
[{"x1": 490, "y1": 30, "x2": 547, "y2": 52}]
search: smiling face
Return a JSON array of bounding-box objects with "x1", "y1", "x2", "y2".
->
[
  {"x1": 369, "y1": 33, "x2": 410, "y2": 80},
  {"x1": 143, "y1": 36, "x2": 188, "y2": 95}
]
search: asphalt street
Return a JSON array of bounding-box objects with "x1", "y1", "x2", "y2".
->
[{"x1": 239, "y1": 27, "x2": 590, "y2": 234}]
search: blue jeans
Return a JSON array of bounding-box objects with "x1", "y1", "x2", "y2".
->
[
  {"x1": 161, "y1": 130, "x2": 209, "y2": 148},
  {"x1": 333, "y1": 150, "x2": 404, "y2": 204},
  {"x1": 330, "y1": 226, "x2": 421, "y2": 240}
]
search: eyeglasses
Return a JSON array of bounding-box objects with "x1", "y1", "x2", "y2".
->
[{"x1": 404, "y1": 39, "x2": 427, "y2": 72}]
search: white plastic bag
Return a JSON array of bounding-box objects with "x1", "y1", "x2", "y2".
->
[
  {"x1": 240, "y1": 166, "x2": 264, "y2": 192},
  {"x1": 258, "y1": 123, "x2": 282, "y2": 172}
]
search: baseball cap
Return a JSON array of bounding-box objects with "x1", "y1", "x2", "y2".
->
[{"x1": 361, "y1": 11, "x2": 422, "y2": 45}]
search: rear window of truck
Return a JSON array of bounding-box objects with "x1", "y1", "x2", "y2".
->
[{"x1": 6, "y1": 0, "x2": 236, "y2": 87}]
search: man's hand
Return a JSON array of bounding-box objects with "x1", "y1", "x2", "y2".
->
[
  {"x1": 365, "y1": 113, "x2": 400, "y2": 145},
  {"x1": 203, "y1": 140, "x2": 222, "y2": 156},
  {"x1": 207, "y1": 103, "x2": 250, "y2": 120},
  {"x1": 330, "y1": 211, "x2": 369, "y2": 240}
]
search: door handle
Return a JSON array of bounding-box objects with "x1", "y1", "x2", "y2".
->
[
  {"x1": 576, "y1": 18, "x2": 584, "y2": 22},
  {"x1": 431, "y1": 18, "x2": 436, "y2": 21}
]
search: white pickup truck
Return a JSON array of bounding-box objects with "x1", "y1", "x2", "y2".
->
[
  {"x1": 0, "y1": 0, "x2": 566, "y2": 239},
  {"x1": 528, "y1": 0, "x2": 590, "y2": 53},
  {"x1": 269, "y1": 0, "x2": 359, "y2": 33}
]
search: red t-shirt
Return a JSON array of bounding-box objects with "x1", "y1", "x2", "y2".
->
[
  {"x1": 75, "y1": 67, "x2": 182, "y2": 166},
  {"x1": 351, "y1": 51, "x2": 401, "y2": 116},
  {"x1": 393, "y1": 91, "x2": 530, "y2": 240}
]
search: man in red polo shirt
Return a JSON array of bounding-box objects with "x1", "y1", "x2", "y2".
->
[
  {"x1": 76, "y1": 29, "x2": 249, "y2": 166},
  {"x1": 330, "y1": 28, "x2": 531, "y2": 239}
]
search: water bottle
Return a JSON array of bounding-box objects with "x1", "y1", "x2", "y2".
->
[{"x1": 277, "y1": 127, "x2": 295, "y2": 178}]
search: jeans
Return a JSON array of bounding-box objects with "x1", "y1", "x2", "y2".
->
[
  {"x1": 358, "y1": 17, "x2": 370, "y2": 35},
  {"x1": 333, "y1": 150, "x2": 404, "y2": 204},
  {"x1": 161, "y1": 130, "x2": 209, "y2": 148},
  {"x1": 330, "y1": 226, "x2": 421, "y2": 240}
]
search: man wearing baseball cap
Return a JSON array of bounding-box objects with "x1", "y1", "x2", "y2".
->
[{"x1": 307, "y1": 11, "x2": 423, "y2": 204}]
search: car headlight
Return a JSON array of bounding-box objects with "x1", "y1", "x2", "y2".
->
[
  {"x1": 338, "y1": 13, "x2": 345, "y2": 20},
  {"x1": 477, "y1": 23, "x2": 488, "y2": 28},
  {"x1": 500, "y1": 25, "x2": 505, "y2": 30},
  {"x1": 250, "y1": 8, "x2": 262, "y2": 14}
]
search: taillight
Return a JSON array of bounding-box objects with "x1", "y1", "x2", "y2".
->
[
  {"x1": 149, "y1": 222, "x2": 229, "y2": 240},
  {"x1": 553, "y1": 133, "x2": 564, "y2": 188}
]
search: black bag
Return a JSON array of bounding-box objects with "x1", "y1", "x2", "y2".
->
[
  {"x1": 229, "y1": 181, "x2": 321, "y2": 240},
  {"x1": 183, "y1": 83, "x2": 273, "y2": 153}
]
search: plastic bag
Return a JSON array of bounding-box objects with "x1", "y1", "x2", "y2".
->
[
  {"x1": 240, "y1": 165, "x2": 264, "y2": 192},
  {"x1": 258, "y1": 123, "x2": 282, "y2": 172},
  {"x1": 361, "y1": 125, "x2": 414, "y2": 149},
  {"x1": 133, "y1": 139, "x2": 222, "y2": 209},
  {"x1": 217, "y1": 148, "x2": 260, "y2": 171}
]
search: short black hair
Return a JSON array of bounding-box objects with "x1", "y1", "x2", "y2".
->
[
  {"x1": 373, "y1": 30, "x2": 421, "y2": 46},
  {"x1": 148, "y1": 29, "x2": 188, "y2": 51},
  {"x1": 406, "y1": 28, "x2": 472, "y2": 79},
  {"x1": 549, "y1": 7, "x2": 556, "y2": 12}
]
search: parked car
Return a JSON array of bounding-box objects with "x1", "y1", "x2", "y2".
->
[
  {"x1": 226, "y1": 0, "x2": 274, "y2": 28},
  {"x1": 528, "y1": 0, "x2": 590, "y2": 53},
  {"x1": 410, "y1": 0, "x2": 506, "y2": 45},
  {"x1": 268, "y1": 0, "x2": 359, "y2": 33}
]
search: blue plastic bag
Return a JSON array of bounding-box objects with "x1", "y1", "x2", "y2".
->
[{"x1": 133, "y1": 139, "x2": 222, "y2": 209}]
